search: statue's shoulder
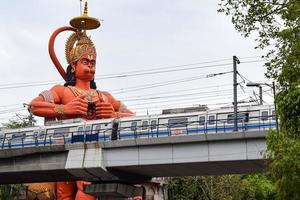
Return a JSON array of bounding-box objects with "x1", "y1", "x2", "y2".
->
[
  {"x1": 100, "y1": 91, "x2": 112, "y2": 97},
  {"x1": 50, "y1": 84, "x2": 66, "y2": 92},
  {"x1": 49, "y1": 84, "x2": 69, "y2": 97}
]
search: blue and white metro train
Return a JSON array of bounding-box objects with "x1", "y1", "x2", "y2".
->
[{"x1": 0, "y1": 104, "x2": 276, "y2": 149}]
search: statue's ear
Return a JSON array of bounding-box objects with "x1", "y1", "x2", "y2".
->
[{"x1": 71, "y1": 62, "x2": 76, "y2": 72}]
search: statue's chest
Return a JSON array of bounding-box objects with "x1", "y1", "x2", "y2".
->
[{"x1": 62, "y1": 87, "x2": 103, "y2": 104}]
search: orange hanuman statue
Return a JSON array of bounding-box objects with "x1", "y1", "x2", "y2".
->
[{"x1": 29, "y1": 2, "x2": 134, "y2": 200}]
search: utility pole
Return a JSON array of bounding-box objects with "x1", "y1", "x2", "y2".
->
[
  {"x1": 272, "y1": 81, "x2": 279, "y2": 134},
  {"x1": 233, "y1": 56, "x2": 240, "y2": 131},
  {"x1": 259, "y1": 86, "x2": 263, "y2": 105},
  {"x1": 23, "y1": 103, "x2": 35, "y2": 127}
]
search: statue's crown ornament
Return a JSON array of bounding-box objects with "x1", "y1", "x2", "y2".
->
[
  {"x1": 48, "y1": 0, "x2": 100, "y2": 80},
  {"x1": 65, "y1": 32, "x2": 96, "y2": 64}
]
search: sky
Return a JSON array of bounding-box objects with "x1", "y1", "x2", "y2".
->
[{"x1": 0, "y1": 0, "x2": 273, "y2": 125}]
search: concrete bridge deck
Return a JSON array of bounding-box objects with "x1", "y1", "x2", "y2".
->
[{"x1": 0, "y1": 130, "x2": 267, "y2": 184}]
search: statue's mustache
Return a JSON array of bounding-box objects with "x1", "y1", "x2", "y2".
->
[{"x1": 83, "y1": 68, "x2": 95, "y2": 73}]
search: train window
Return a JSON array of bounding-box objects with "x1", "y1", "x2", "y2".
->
[
  {"x1": 199, "y1": 116, "x2": 205, "y2": 126},
  {"x1": 95, "y1": 125, "x2": 101, "y2": 134},
  {"x1": 12, "y1": 132, "x2": 26, "y2": 141},
  {"x1": 33, "y1": 131, "x2": 39, "y2": 138},
  {"x1": 208, "y1": 115, "x2": 215, "y2": 125},
  {"x1": 142, "y1": 121, "x2": 148, "y2": 130},
  {"x1": 150, "y1": 120, "x2": 157, "y2": 129},
  {"x1": 53, "y1": 128, "x2": 70, "y2": 138},
  {"x1": 131, "y1": 122, "x2": 138, "y2": 131},
  {"x1": 39, "y1": 130, "x2": 46, "y2": 139},
  {"x1": 261, "y1": 111, "x2": 269, "y2": 121},
  {"x1": 168, "y1": 118, "x2": 188, "y2": 128},
  {"x1": 85, "y1": 126, "x2": 91, "y2": 134},
  {"x1": 272, "y1": 110, "x2": 276, "y2": 120},
  {"x1": 227, "y1": 113, "x2": 249, "y2": 124},
  {"x1": 78, "y1": 127, "x2": 84, "y2": 135}
]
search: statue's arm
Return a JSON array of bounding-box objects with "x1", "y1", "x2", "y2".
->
[
  {"x1": 30, "y1": 85, "x2": 88, "y2": 118},
  {"x1": 29, "y1": 85, "x2": 65, "y2": 118},
  {"x1": 103, "y1": 91, "x2": 135, "y2": 118}
]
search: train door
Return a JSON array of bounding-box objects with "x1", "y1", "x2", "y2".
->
[
  {"x1": 10, "y1": 131, "x2": 26, "y2": 148},
  {"x1": 157, "y1": 117, "x2": 171, "y2": 137},
  {"x1": 186, "y1": 115, "x2": 198, "y2": 135},
  {"x1": 71, "y1": 125, "x2": 84, "y2": 143},
  {"x1": 260, "y1": 109, "x2": 270, "y2": 130},
  {"x1": 84, "y1": 124, "x2": 98, "y2": 142},
  {"x1": 38, "y1": 129, "x2": 47, "y2": 144},
  {"x1": 98, "y1": 120, "x2": 113, "y2": 141},
  {"x1": 140, "y1": 120, "x2": 150, "y2": 138},
  {"x1": 118, "y1": 120, "x2": 129, "y2": 140},
  {"x1": 271, "y1": 109, "x2": 276, "y2": 129},
  {"x1": 206, "y1": 114, "x2": 216, "y2": 133},
  {"x1": 131, "y1": 120, "x2": 141, "y2": 138},
  {"x1": 88, "y1": 123, "x2": 101, "y2": 142},
  {"x1": 247, "y1": 109, "x2": 260, "y2": 130},
  {"x1": 149, "y1": 118, "x2": 158, "y2": 137},
  {"x1": 0, "y1": 133, "x2": 3, "y2": 148},
  {"x1": 198, "y1": 115, "x2": 206, "y2": 133}
]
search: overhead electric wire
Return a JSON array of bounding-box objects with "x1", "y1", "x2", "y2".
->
[
  {"x1": 0, "y1": 108, "x2": 27, "y2": 115},
  {"x1": 96, "y1": 62, "x2": 233, "y2": 79},
  {"x1": 121, "y1": 88, "x2": 254, "y2": 102},
  {"x1": 127, "y1": 91, "x2": 254, "y2": 107},
  {"x1": 0, "y1": 58, "x2": 236, "y2": 88},
  {"x1": 129, "y1": 95, "x2": 252, "y2": 110},
  {"x1": 112, "y1": 71, "x2": 233, "y2": 94},
  {"x1": 94, "y1": 58, "x2": 234, "y2": 78},
  {"x1": 97, "y1": 56, "x2": 262, "y2": 79},
  {"x1": 0, "y1": 90, "x2": 255, "y2": 115},
  {"x1": 133, "y1": 102, "x2": 235, "y2": 113},
  {"x1": 132, "y1": 94, "x2": 272, "y2": 113},
  {"x1": 0, "y1": 57, "x2": 264, "y2": 90},
  {"x1": 0, "y1": 103, "x2": 24, "y2": 108},
  {"x1": 97, "y1": 59, "x2": 264, "y2": 80},
  {"x1": 117, "y1": 83, "x2": 234, "y2": 99},
  {"x1": 237, "y1": 72, "x2": 274, "y2": 97}
]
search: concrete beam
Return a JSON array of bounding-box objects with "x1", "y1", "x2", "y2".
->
[
  {"x1": 84, "y1": 183, "x2": 143, "y2": 199},
  {"x1": 0, "y1": 131, "x2": 268, "y2": 184}
]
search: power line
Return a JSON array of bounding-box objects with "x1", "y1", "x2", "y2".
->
[
  {"x1": 0, "y1": 58, "x2": 236, "y2": 88},
  {"x1": 127, "y1": 92, "x2": 253, "y2": 107},
  {"x1": 121, "y1": 88, "x2": 254, "y2": 102},
  {"x1": 0, "y1": 58, "x2": 264, "y2": 90},
  {"x1": 117, "y1": 84, "x2": 233, "y2": 99},
  {"x1": 96, "y1": 62, "x2": 233, "y2": 79},
  {"x1": 112, "y1": 71, "x2": 233, "y2": 94},
  {"x1": 0, "y1": 108, "x2": 27, "y2": 115},
  {"x1": 97, "y1": 56, "x2": 263, "y2": 79}
]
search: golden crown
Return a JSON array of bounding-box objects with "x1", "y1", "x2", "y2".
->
[{"x1": 65, "y1": 31, "x2": 96, "y2": 64}]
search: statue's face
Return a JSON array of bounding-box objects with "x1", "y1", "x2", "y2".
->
[{"x1": 73, "y1": 54, "x2": 96, "y2": 81}]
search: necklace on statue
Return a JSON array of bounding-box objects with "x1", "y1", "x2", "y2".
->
[{"x1": 68, "y1": 86, "x2": 96, "y2": 101}]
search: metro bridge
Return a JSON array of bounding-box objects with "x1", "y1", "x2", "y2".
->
[
  {"x1": 0, "y1": 131, "x2": 268, "y2": 184},
  {"x1": 0, "y1": 116, "x2": 273, "y2": 198}
]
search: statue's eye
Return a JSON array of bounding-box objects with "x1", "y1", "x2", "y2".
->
[
  {"x1": 90, "y1": 60, "x2": 96, "y2": 65},
  {"x1": 82, "y1": 59, "x2": 88, "y2": 65}
]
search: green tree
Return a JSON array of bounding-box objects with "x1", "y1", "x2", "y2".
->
[
  {"x1": 218, "y1": 0, "x2": 300, "y2": 199},
  {"x1": 167, "y1": 174, "x2": 276, "y2": 200},
  {"x1": 4, "y1": 119, "x2": 30, "y2": 129}
]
